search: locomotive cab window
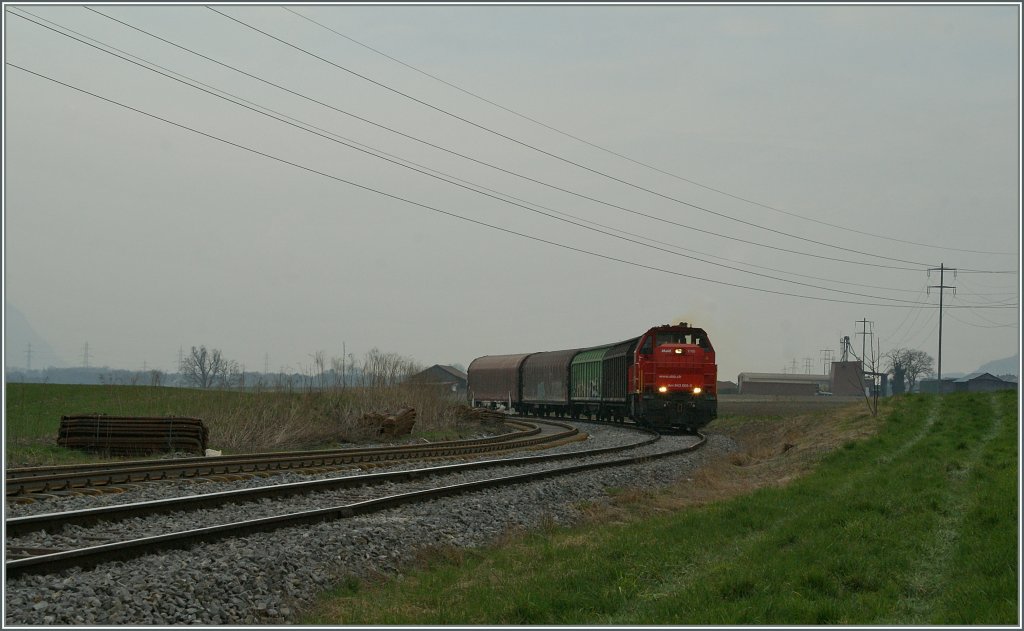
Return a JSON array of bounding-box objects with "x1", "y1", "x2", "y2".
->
[
  {"x1": 655, "y1": 332, "x2": 690, "y2": 346},
  {"x1": 640, "y1": 337, "x2": 653, "y2": 355}
]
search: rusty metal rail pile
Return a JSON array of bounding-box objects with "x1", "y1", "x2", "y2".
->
[
  {"x1": 5, "y1": 420, "x2": 567, "y2": 498},
  {"x1": 57, "y1": 415, "x2": 209, "y2": 455}
]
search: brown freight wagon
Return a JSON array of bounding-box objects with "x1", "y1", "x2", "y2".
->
[
  {"x1": 520, "y1": 349, "x2": 581, "y2": 415},
  {"x1": 467, "y1": 353, "x2": 534, "y2": 409}
]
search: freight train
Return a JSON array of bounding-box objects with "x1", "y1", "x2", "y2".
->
[{"x1": 467, "y1": 323, "x2": 717, "y2": 432}]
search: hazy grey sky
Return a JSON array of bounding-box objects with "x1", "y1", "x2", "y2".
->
[{"x1": 3, "y1": 3, "x2": 1020, "y2": 381}]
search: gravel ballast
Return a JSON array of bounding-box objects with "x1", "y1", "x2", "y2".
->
[{"x1": 4, "y1": 423, "x2": 736, "y2": 625}]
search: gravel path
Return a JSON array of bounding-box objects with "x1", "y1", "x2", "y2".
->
[{"x1": 4, "y1": 423, "x2": 736, "y2": 625}]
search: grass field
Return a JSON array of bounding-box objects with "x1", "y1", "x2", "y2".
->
[
  {"x1": 303, "y1": 391, "x2": 1019, "y2": 625},
  {"x1": 3, "y1": 383, "x2": 474, "y2": 466}
]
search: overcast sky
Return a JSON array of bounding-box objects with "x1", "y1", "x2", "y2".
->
[{"x1": 3, "y1": 3, "x2": 1020, "y2": 382}]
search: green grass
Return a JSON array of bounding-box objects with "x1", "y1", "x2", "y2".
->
[
  {"x1": 302, "y1": 391, "x2": 1018, "y2": 625},
  {"x1": 4, "y1": 383, "x2": 475, "y2": 466}
]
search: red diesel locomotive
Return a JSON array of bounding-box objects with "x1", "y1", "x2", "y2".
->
[{"x1": 467, "y1": 323, "x2": 717, "y2": 431}]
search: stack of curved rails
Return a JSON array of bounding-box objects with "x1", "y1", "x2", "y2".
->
[
  {"x1": 6, "y1": 419, "x2": 705, "y2": 578},
  {"x1": 5, "y1": 420, "x2": 567, "y2": 500}
]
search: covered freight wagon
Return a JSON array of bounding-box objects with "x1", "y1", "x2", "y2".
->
[
  {"x1": 520, "y1": 349, "x2": 580, "y2": 414},
  {"x1": 601, "y1": 337, "x2": 640, "y2": 402},
  {"x1": 467, "y1": 353, "x2": 533, "y2": 408},
  {"x1": 569, "y1": 338, "x2": 639, "y2": 420}
]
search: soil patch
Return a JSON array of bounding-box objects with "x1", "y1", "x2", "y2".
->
[{"x1": 583, "y1": 400, "x2": 880, "y2": 521}]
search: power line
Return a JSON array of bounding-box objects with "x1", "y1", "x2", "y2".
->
[
  {"x1": 206, "y1": 5, "x2": 947, "y2": 270},
  {"x1": 8, "y1": 61, "x2": 963, "y2": 310},
  {"x1": 6, "y1": 8, "x2": 944, "y2": 302},
  {"x1": 61, "y1": 6, "x2": 924, "y2": 273},
  {"x1": 945, "y1": 309, "x2": 1018, "y2": 329},
  {"x1": 282, "y1": 5, "x2": 1017, "y2": 258}
]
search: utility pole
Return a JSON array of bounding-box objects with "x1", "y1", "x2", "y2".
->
[
  {"x1": 25, "y1": 343, "x2": 32, "y2": 371},
  {"x1": 803, "y1": 357, "x2": 813, "y2": 374},
  {"x1": 820, "y1": 349, "x2": 835, "y2": 376},
  {"x1": 928, "y1": 263, "x2": 957, "y2": 392},
  {"x1": 855, "y1": 318, "x2": 873, "y2": 365},
  {"x1": 82, "y1": 342, "x2": 92, "y2": 368}
]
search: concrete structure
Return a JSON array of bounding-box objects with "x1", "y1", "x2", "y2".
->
[
  {"x1": 408, "y1": 364, "x2": 468, "y2": 397},
  {"x1": 830, "y1": 361, "x2": 866, "y2": 396},
  {"x1": 736, "y1": 373, "x2": 829, "y2": 395}
]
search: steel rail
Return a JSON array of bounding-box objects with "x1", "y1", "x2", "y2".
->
[
  {"x1": 6, "y1": 430, "x2": 703, "y2": 578},
  {"x1": 6, "y1": 420, "x2": 537, "y2": 479},
  {"x1": 5, "y1": 420, "x2": 562, "y2": 497},
  {"x1": 5, "y1": 422, "x2": 656, "y2": 537}
]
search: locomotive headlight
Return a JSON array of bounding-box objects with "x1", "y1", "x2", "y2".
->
[
  {"x1": 692, "y1": 387, "x2": 702, "y2": 395},
  {"x1": 674, "y1": 348, "x2": 683, "y2": 354},
  {"x1": 658, "y1": 386, "x2": 668, "y2": 393}
]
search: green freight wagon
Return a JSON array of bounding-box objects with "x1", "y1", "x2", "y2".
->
[
  {"x1": 569, "y1": 338, "x2": 640, "y2": 421},
  {"x1": 570, "y1": 346, "x2": 612, "y2": 402}
]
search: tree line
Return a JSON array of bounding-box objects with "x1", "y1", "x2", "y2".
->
[
  {"x1": 177, "y1": 345, "x2": 425, "y2": 390},
  {"x1": 6, "y1": 345, "x2": 433, "y2": 391}
]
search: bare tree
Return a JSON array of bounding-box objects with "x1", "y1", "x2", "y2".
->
[
  {"x1": 885, "y1": 347, "x2": 935, "y2": 394},
  {"x1": 312, "y1": 351, "x2": 327, "y2": 390},
  {"x1": 362, "y1": 347, "x2": 421, "y2": 387},
  {"x1": 180, "y1": 345, "x2": 236, "y2": 389}
]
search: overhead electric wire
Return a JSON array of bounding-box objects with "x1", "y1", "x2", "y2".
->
[
  {"x1": 282, "y1": 5, "x2": 1018, "y2": 258},
  {"x1": 885, "y1": 285, "x2": 930, "y2": 346},
  {"x1": 945, "y1": 310, "x2": 1018, "y2": 329},
  {"x1": 8, "y1": 61, "x2": 966, "y2": 311},
  {"x1": 903, "y1": 308, "x2": 940, "y2": 351},
  {"x1": 73, "y1": 6, "x2": 928, "y2": 273},
  {"x1": 4, "y1": 10, "x2": 939, "y2": 306},
  {"x1": 206, "y1": 5, "x2": 947, "y2": 270},
  {"x1": 4, "y1": 8, "x2": 921, "y2": 296}
]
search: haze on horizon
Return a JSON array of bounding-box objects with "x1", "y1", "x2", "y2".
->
[{"x1": 3, "y1": 3, "x2": 1020, "y2": 383}]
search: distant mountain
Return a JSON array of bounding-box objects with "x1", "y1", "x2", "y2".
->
[
  {"x1": 4, "y1": 303, "x2": 66, "y2": 369},
  {"x1": 974, "y1": 354, "x2": 1019, "y2": 378}
]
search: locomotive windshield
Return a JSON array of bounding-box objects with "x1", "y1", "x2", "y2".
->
[
  {"x1": 640, "y1": 330, "x2": 710, "y2": 354},
  {"x1": 655, "y1": 332, "x2": 708, "y2": 347}
]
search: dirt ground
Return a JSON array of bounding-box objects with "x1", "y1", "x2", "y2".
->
[{"x1": 584, "y1": 398, "x2": 880, "y2": 520}]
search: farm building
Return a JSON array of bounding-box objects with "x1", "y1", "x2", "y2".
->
[
  {"x1": 736, "y1": 373, "x2": 830, "y2": 395},
  {"x1": 920, "y1": 372, "x2": 1016, "y2": 394},
  {"x1": 918, "y1": 378, "x2": 956, "y2": 394},
  {"x1": 408, "y1": 364, "x2": 468, "y2": 397},
  {"x1": 957, "y1": 372, "x2": 1017, "y2": 392},
  {"x1": 716, "y1": 380, "x2": 739, "y2": 395}
]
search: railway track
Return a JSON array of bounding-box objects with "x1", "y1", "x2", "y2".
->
[
  {"x1": 5, "y1": 419, "x2": 572, "y2": 500},
  {"x1": 5, "y1": 422, "x2": 704, "y2": 578}
]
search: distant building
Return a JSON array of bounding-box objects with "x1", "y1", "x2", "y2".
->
[
  {"x1": 736, "y1": 373, "x2": 830, "y2": 395},
  {"x1": 716, "y1": 380, "x2": 739, "y2": 395},
  {"x1": 956, "y1": 372, "x2": 1017, "y2": 392},
  {"x1": 408, "y1": 364, "x2": 468, "y2": 397},
  {"x1": 918, "y1": 378, "x2": 959, "y2": 394},
  {"x1": 921, "y1": 372, "x2": 1016, "y2": 394}
]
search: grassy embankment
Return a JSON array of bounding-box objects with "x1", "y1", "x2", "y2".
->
[
  {"x1": 4, "y1": 383, "x2": 475, "y2": 467},
  {"x1": 304, "y1": 391, "x2": 1018, "y2": 625}
]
